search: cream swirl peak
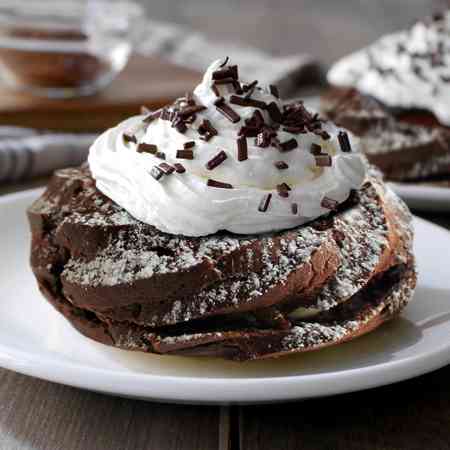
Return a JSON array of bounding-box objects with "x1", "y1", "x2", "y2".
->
[
  {"x1": 89, "y1": 58, "x2": 366, "y2": 236},
  {"x1": 328, "y1": 11, "x2": 450, "y2": 125}
]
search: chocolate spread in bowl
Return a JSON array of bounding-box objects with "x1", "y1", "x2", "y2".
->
[{"x1": 0, "y1": 27, "x2": 111, "y2": 92}]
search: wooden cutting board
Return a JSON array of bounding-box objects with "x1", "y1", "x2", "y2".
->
[{"x1": 0, "y1": 55, "x2": 201, "y2": 132}]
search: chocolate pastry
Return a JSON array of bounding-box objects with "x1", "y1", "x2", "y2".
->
[
  {"x1": 28, "y1": 166, "x2": 415, "y2": 361},
  {"x1": 324, "y1": 12, "x2": 450, "y2": 183},
  {"x1": 28, "y1": 58, "x2": 416, "y2": 361},
  {"x1": 322, "y1": 87, "x2": 450, "y2": 182}
]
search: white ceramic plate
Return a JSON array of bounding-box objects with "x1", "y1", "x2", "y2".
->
[
  {"x1": 1, "y1": 189, "x2": 450, "y2": 405},
  {"x1": 389, "y1": 182, "x2": 450, "y2": 213}
]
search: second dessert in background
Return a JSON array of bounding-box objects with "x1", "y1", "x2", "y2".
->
[{"x1": 323, "y1": 11, "x2": 450, "y2": 185}]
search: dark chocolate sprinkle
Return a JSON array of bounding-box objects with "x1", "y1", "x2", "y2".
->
[
  {"x1": 137, "y1": 143, "x2": 158, "y2": 154},
  {"x1": 212, "y1": 65, "x2": 238, "y2": 81},
  {"x1": 174, "y1": 163, "x2": 186, "y2": 173},
  {"x1": 337, "y1": 131, "x2": 352, "y2": 153},
  {"x1": 258, "y1": 193, "x2": 272, "y2": 212},
  {"x1": 214, "y1": 97, "x2": 241, "y2": 123},
  {"x1": 276, "y1": 183, "x2": 291, "y2": 198},
  {"x1": 267, "y1": 101, "x2": 283, "y2": 123},
  {"x1": 123, "y1": 133, "x2": 137, "y2": 144},
  {"x1": 230, "y1": 95, "x2": 267, "y2": 110},
  {"x1": 243, "y1": 80, "x2": 258, "y2": 98},
  {"x1": 310, "y1": 143, "x2": 323, "y2": 155},
  {"x1": 179, "y1": 105, "x2": 206, "y2": 118},
  {"x1": 155, "y1": 152, "x2": 166, "y2": 160},
  {"x1": 278, "y1": 138, "x2": 298, "y2": 152},
  {"x1": 207, "y1": 179, "x2": 233, "y2": 189},
  {"x1": 255, "y1": 131, "x2": 271, "y2": 148},
  {"x1": 176, "y1": 149, "x2": 194, "y2": 159},
  {"x1": 237, "y1": 136, "x2": 248, "y2": 161},
  {"x1": 219, "y1": 56, "x2": 229, "y2": 68},
  {"x1": 291, "y1": 203, "x2": 298, "y2": 215},
  {"x1": 206, "y1": 150, "x2": 228, "y2": 170},
  {"x1": 269, "y1": 85, "x2": 279, "y2": 98},
  {"x1": 159, "y1": 162, "x2": 175, "y2": 175},
  {"x1": 184, "y1": 141, "x2": 195, "y2": 149},
  {"x1": 274, "y1": 161, "x2": 289, "y2": 170},
  {"x1": 150, "y1": 166, "x2": 163, "y2": 180}
]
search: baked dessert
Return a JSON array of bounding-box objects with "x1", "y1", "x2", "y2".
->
[
  {"x1": 323, "y1": 11, "x2": 450, "y2": 183},
  {"x1": 28, "y1": 59, "x2": 416, "y2": 361}
]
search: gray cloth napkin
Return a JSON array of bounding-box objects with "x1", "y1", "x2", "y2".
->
[{"x1": 0, "y1": 20, "x2": 319, "y2": 183}]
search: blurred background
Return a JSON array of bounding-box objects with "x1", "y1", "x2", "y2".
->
[{"x1": 136, "y1": 0, "x2": 449, "y2": 64}]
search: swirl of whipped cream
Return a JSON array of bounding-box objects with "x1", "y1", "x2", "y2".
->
[
  {"x1": 328, "y1": 12, "x2": 450, "y2": 125},
  {"x1": 89, "y1": 59, "x2": 366, "y2": 236}
]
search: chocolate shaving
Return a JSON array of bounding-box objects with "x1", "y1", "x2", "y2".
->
[
  {"x1": 315, "y1": 155, "x2": 332, "y2": 167},
  {"x1": 206, "y1": 150, "x2": 228, "y2": 170},
  {"x1": 274, "y1": 161, "x2": 289, "y2": 170},
  {"x1": 207, "y1": 179, "x2": 233, "y2": 189},
  {"x1": 255, "y1": 131, "x2": 271, "y2": 148},
  {"x1": 137, "y1": 143, "x2": 157, "y2": 154},
  {"x1": 315, "y1": 130, "x2": 331, "y2": 140},
  {"x1": 337, "y1": 131, "x2": 352, "y2": 153},
  {"x1": 291, "y1": 203, "x2": 298, "y2": 215},
  {"x1": 258, "y1": 193, "x2": 272, "y2": 212},
  {"x1": 174, "y1": 163, "x2": 186, "y2": 173},
  {"x1": 230, "y1": 95, "x2": 267, "y2": 110},
  {"x1": 267, "y1": 102, "x2": 283, "y2": 123},
  {"x1": 179, "y1": 105, "x2": 206, "y2": 118},
  {"x1": 150, "y1": 166, "x2": 163, "y2": 180},
  {"x1": 176, "y1": 149, "x2": 194, "y2": 160},
  {"x1": 278, "y1": 138, "x2": 298, "y2": 152},
  {"x1": 237, "y1": 136, "x2": 248, "y2": 161},
  {"x1": 212, "y1": 65, "x2": 238, "y2": 81},
  {"x1": 123, "y1": 133, "x2": 137, "y2": 144},
  {"x1": 184, "y1": 141, "x2": 195, "y2": 149},
  {"x1": 172, "y1": 117, "x2": 187, "y2": 133},
  {"x1": 214, "y1": 97, "x2": 241, "y2": 123},
  {"x1": 219, "y1": 56, "x2": 229, "y2": 68},
  {"x1": 159, "y1": 163, "x2": 175, "y2": 175},
  {"x1": 269, "y1": 85, "x2": 279, "y2": 98},
  {"x1": 243, "y1": 80, "x2": 258, "y2": 98},
  {"x1": 321, "y1": 196, "x2": 339, "y2": 210},
  {"x1": 310, "y1": 143, "x2": 323, "y2": 155},
  {"x1": 198, "y1": 119, "x2": 218, "y2": 141},
  {"x1": 276, "y1": 183, "x2": 291, "y2": 197}
]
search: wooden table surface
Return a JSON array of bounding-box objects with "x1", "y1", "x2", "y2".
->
[{"x1": 2, "y1": 1, "x2": 450, "y2": 449}]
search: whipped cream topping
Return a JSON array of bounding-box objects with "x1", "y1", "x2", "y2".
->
[
  {"x1": 328, "y1": 12, "x2": 450, "y2": 125},
  {"x1": 89, "y1": 58, "x2": 366, "y2": 236}
]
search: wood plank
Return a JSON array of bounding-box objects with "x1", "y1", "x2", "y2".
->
[
  {"x1": 0, "y1": 56, "x2": 200, "y2": 132},
  {"x1": 0, "y1": 369, "x2": 220, "y2": 450},
  {"x1": 239, "y1": 365, "x2": 450, "y2": 450}
]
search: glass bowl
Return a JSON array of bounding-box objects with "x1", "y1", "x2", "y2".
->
[{"x1": 0, "y1": 0, "x2": 145, "y2": 98}]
